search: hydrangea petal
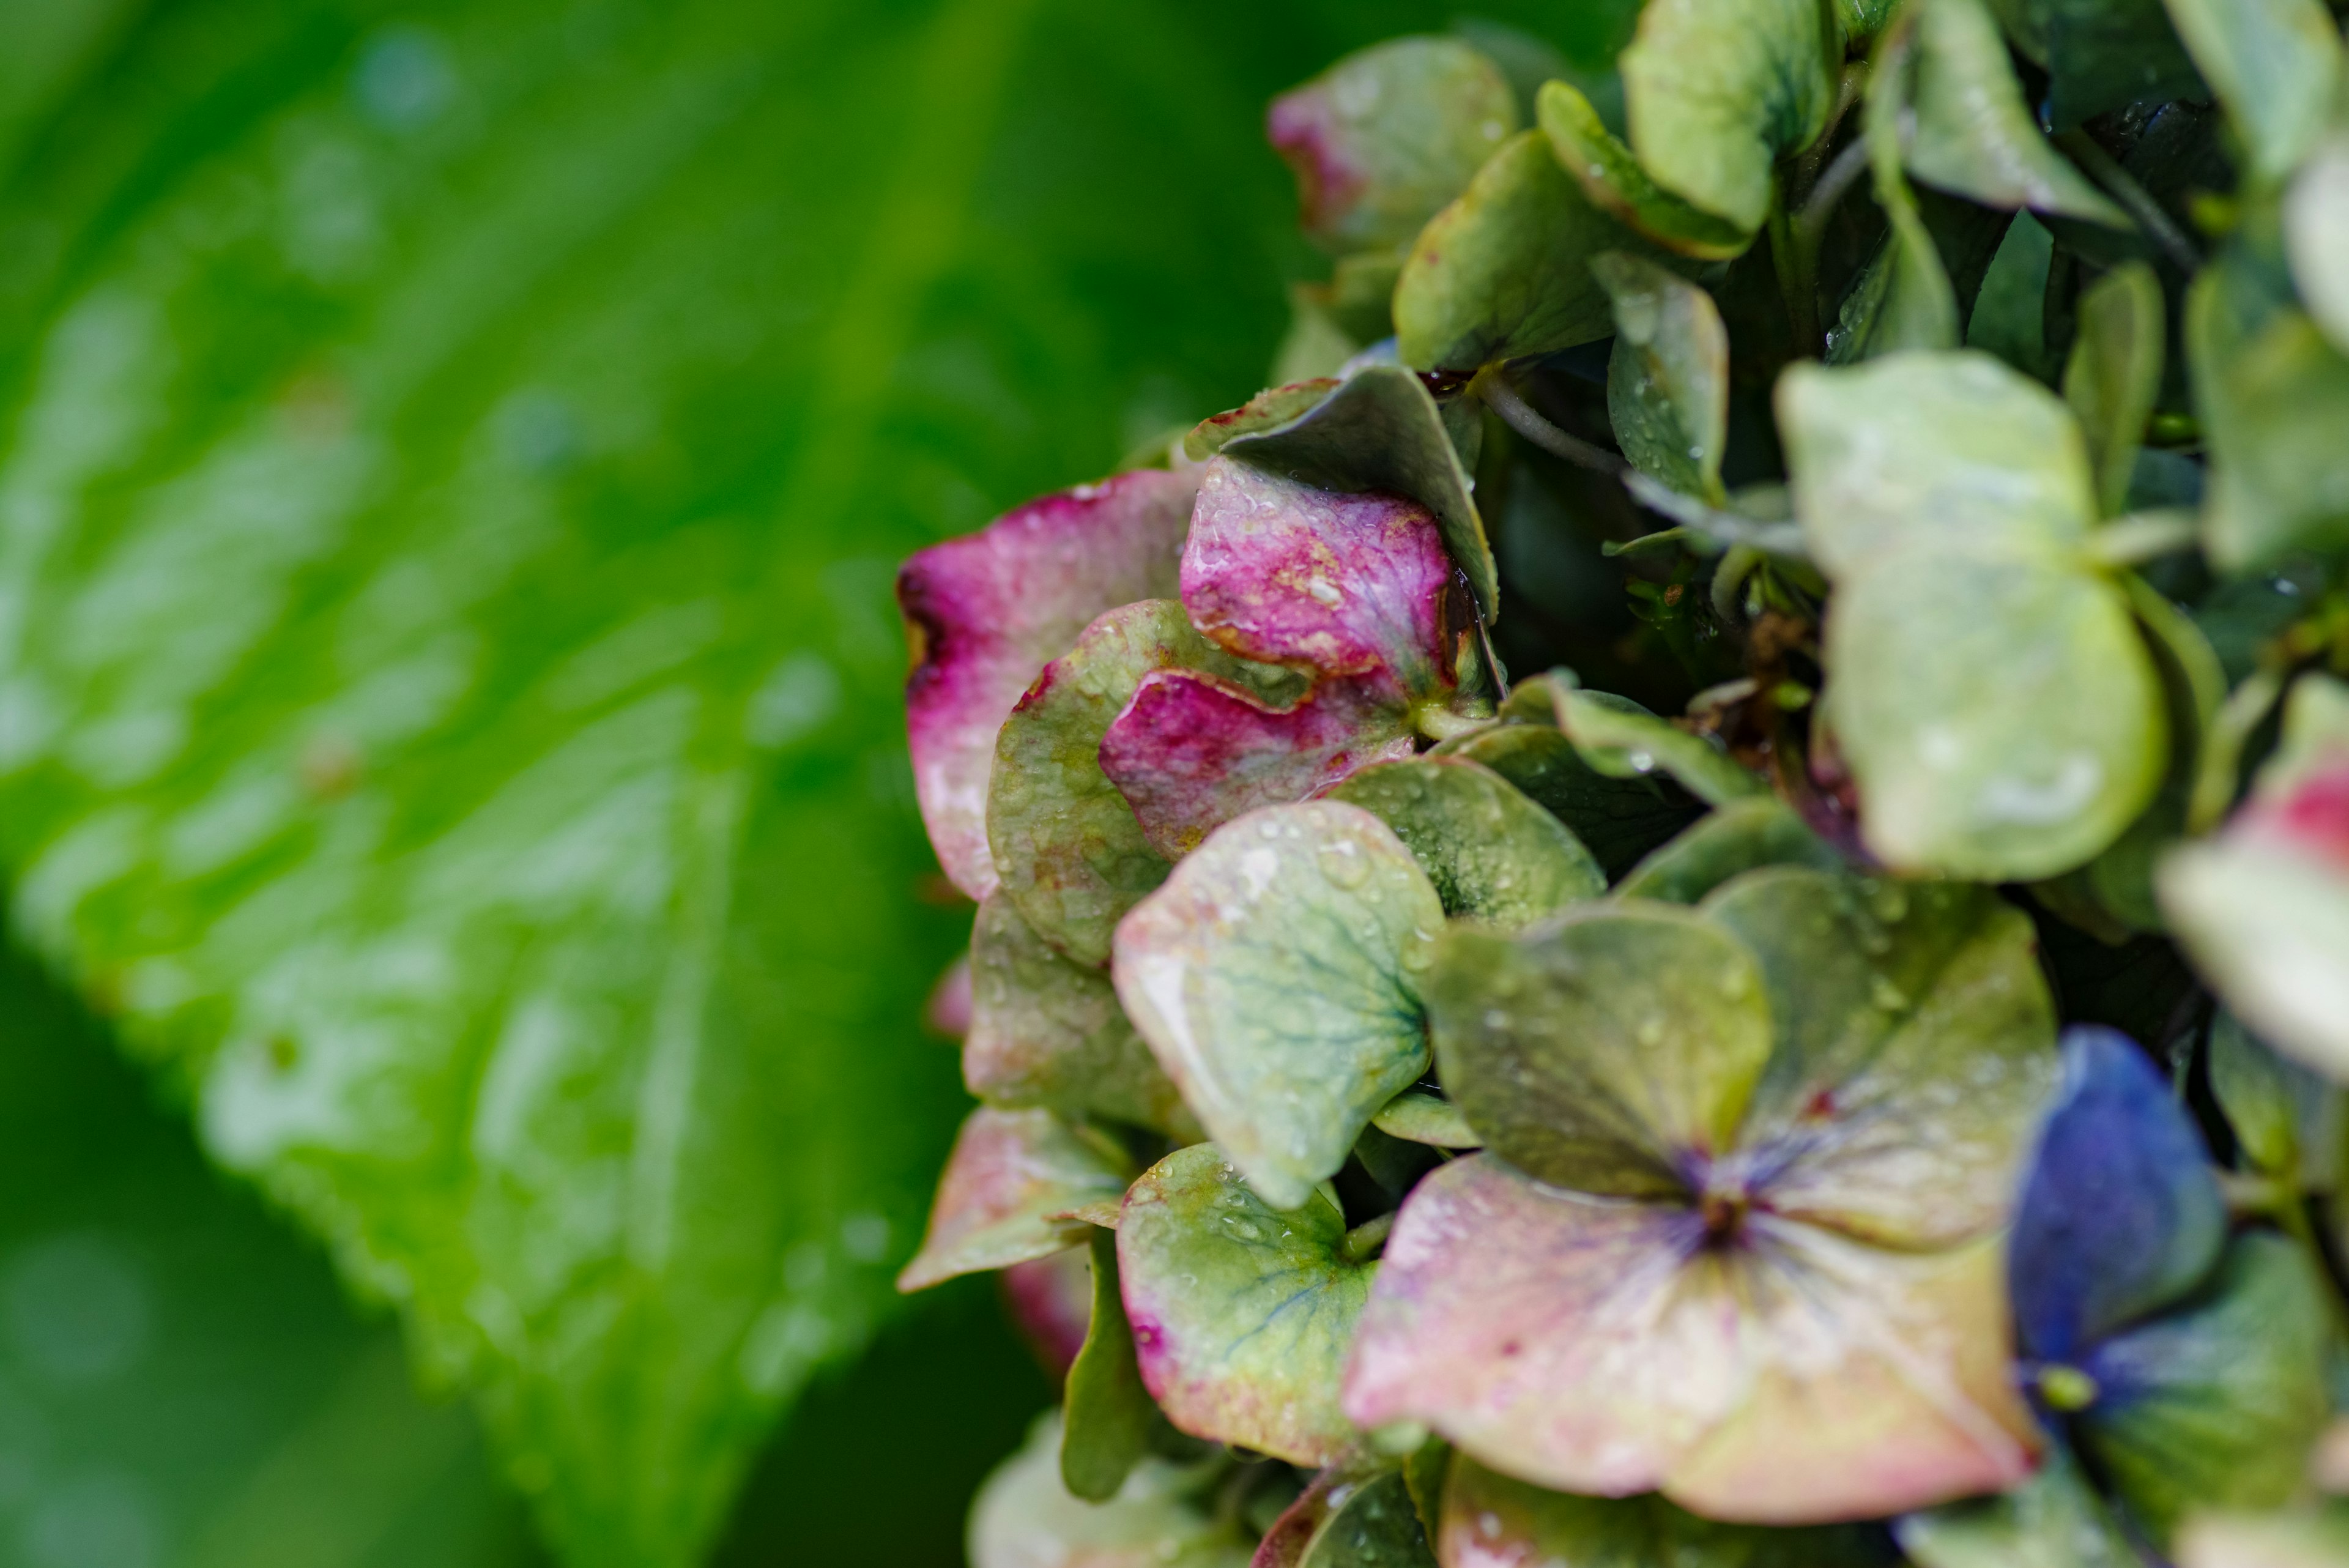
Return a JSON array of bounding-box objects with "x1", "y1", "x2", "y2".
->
[
  {"x1": 1111, "y1": 802, "x2": 1444, "y2": 1210},
  {"x1": 1704, "y1": 869, "x2": 2059, "y2": 1249},
  {"x1": 1102, "y1": 670, "x2": 1418, "y2": 861},
  {"x1": 1063, "y1": 1228, "x2": 1156, "y2": 1502},
  {"x1": 990, "y1": 598, "x2": 1301, "y2": 967},
  {"x1": 2161, "y1": 0, "x2": 2340, "y2": 184},
  {"x1": 1441, "y1": 719, "x2": 1704, "y2": 876},
  {"x1": 1267, "y1": 37, "x2": 1520, "y2": 255},
  {"x1": 1441, "y1": 1457, "x2": 1892, "y2": 1568},
  {"x1": 1535, "y1": 80, "x2": 1754, "y2": 261},
  {"x1": 1620, "y1": 0, "x2": 1836, "y2": 233},
  {"x1": 965, "y1": 894, "x2": 1196, "y2": 1137},
  {"x1": 1119, "y1": 1145, "x2": 1374, "y2": 1465},
  {"x1": 1904, "y1": 0, "x2": 2130, "y2": 225},
  {"x1": 969, "y1": 1411, "x2": 1254, "y2": 1568},
  {"x1": 1616, "y1": 798, "x2": 1842, "y2": 905},
  {"x1": 1556, "y1": 688, "x2": 1764, "y2": 806},
  {"x1": 1426, "y1": 907, "x2": 1772, "y2": 1198},
  {"x1": 896, "y1": 1107, "x2": 1130, "y2": 1291},
  {"x1": 1253, "y1": 1464, "x2": 1436, "y2": 1568},
  {"x1": 2078, "y1": 1233, "x2": 2334, "y2": 1542},
  {"x1": 2008, "y1": 1026, "x2": 2227, "y2": 1362},
  {"x1": 1898, "y1": 1443, "x2": 2145, "y2": 1568},
  {"x1": 2176, "y1": 1507, "x2": 2349, "y2": 1568},
  {"x1": 1594, "y1": 250, "x2": 1732, "y2": 501},
  {"x1": 899, "y1": 468, "x2": 1199, "y2": 897},
  {"x1": 1327, "y1": 757, "x2": 1603, "y2": 928},
  {"x1": 1000, "y1": 1247, "x2": 1094, "y2": 1380}
]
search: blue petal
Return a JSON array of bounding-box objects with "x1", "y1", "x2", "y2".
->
[{"x1": 2008, "y1": 1026, "x2": 2226, "y2": 1363}]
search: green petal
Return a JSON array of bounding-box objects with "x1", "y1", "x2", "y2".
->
[
  {"x1": 897, "y1": 1108, "x2": 1131, "y2": 1291},
  {"x1": 1426, "y1": 905, "x2": 1772, "y2": 1196},
  {"x1": 2066, "y1": 264, "x2": 2169, "y2": 518},
  {"x1": 1443, "y1": 1456, "x2": 1891, "y2": 1567},
  {"x1": 1393, "y1": 130, "x2": 1635, "y2": 372},
  {"x1": 1616, "y1": 797, "x2": 1844, "y2": 904},
  {"x1": 970, "y1": 1411, "x2": 1253, "y2": 1568},
  {"x1": 1442, "y1": 719, "x2": 1706, "y2": 876},
  {"x1": 1219, "y1": 363, "x2": 1499, "y2": 622},
  {"x1": 990, "y1": 599, "x2": 1298, "y2": 968},
  {"x1": 1258, "y1": 1464, "x2": 1439, "y2": 1568},
  {"x1": 2206, "y1": 1013, "x2": 2332, "y2": 1184},
  {"x1": 1370, "y1": 1091, "x2": 1483, "y2": 1148},
  {"x1": 1535, "y1": 80, "x2": 1753, "y2": 259},
  {"x1": 1118, "y1": 1144, "x2": 1373, "y2": 1465},
  {"x1": 1906, "y1": 0, "x2": 2130, "y2": 225},
  {"x1": 2287, "y1": 137, "x2": 2349, "y2": 355},
  {"x1": 1112, "y1": 801, "x2": 1444, "y2": 1210},
  {"x1": 1594, "y1": 251, "x2": 1732, "y2": 501},
  {"x1": 967, "y1": 895, "x2": 1197, "y2": 1138},
  {"x1": 1834, "y1": 39, "x2": 1963, "y2": 363},
  {"x1": 1557, "y1": 687, "x2": 1765, "y2": 806},
  {"x1": 2079, "y1": 1233, "x2": 2336, "y2": 1544},
  {"x1": 1898, "y1": 1444, "x2": 2147, "y2": 1568},
  {"x1": 2176, "y1": 1507, "x2": 2349, "y2": 1568},
  {"x1": 1991, "y1": 0, "x2": 2203, "y2": 129},
  {"x1": 2160, "y1": 0, "x2": 2342, "y2": 184},
  {"x1": 1063, "y1": 1228, "x2": 1157, "y2": 1502},
  {"x1": 1620, "y1": 0, "x2": 1838, "y2": 232},
  {"x1": 1704, "y1": 868, "x2": 2060, "y2": 1246},
  {"x1": 1187, "y1": 380, "x2": 1340, "y2": 462},
  {"x1": 1267, "y1": 37, "x2": 1521, "y2": 255},
  {"x1": 1328, "y1": 757, "x2": 1604, "y2": 928}
]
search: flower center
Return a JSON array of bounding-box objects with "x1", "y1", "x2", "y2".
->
[{"x1": 1697, "y1": 1185, "x2": 1750, "y2": 1247}]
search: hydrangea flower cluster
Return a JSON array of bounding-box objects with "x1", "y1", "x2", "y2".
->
[{"x1": 898, "y1": 4, "x2": 2349, "y2": 1563}]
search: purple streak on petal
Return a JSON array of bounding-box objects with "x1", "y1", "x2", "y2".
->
[
  {"x1": 2008, "y1": 1025, "x2": 2227, "y2": 1364},
  {"x1": 1099, "y1": 669, "x2": 1417, "y2": 858},
  {"x1": 1182, "y1": 459, "x2": 1460, "y2": 697},
  {"x1": 899, "y1": 468, "x2": 1199, "y2": 899}
]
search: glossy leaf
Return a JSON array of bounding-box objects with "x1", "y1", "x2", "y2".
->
[
  {"x1": 1063, "y1": 1227, "x2": 1156, "y2": 1503},
  {"x1": 1781, "y1": 352, "x2": 2167, "y2": 879},
  {"x1": 2159, "y1": 0, "x2": 2342, "y2": 184},
  {"x1": 1425, "y1": 906, "x2": 1773, "y2": 1198},
  {"x1": 1556, "y1": 688, "x2": 1764, "y2": 806},
  {"x1": 2079, "y1": 1233, "x2": 2335, "y2": 1541},
  {"x1": 1393, "y1": 130, "x2": 1633, "y2": 372},
  {"x1": 1535, "y1": 80, "x2": 1753, "y2": 260},
  {"x1": 2066, "y1": 264, "x2": 2169, "y2": 518},
  {"x1": 1614, "y1": 797, "x2": 1842, "y2": 904},
  {"x1": 1268, "y1": 37, "x2": 1521, "y2": 255},
  {"x1": 969, "y1": 1412, "x2": 1253, "y2": 1568},
  {"x1": 1118, "y1": 1144, "x2": 1373, "y2": 1465},
  {"x1": 2287, "y1": 137, "x2": 2349, "y2": 355},
  {"x1": 1443, "y1": 1457, "x2": 1890, "y2": 1568},
  {"x1": 1899, "y1": 1445, "x2": 2149, "y2": 1568},
  {"x1": 1619, "y1": 0, "x2": 1837, "y2": 232},
  {"x1": 1113, "y1": 801, "x2": 1444, "y2": 1210},
  {"x1": 1327, "y1": 757, "x2": 1604, "y2": 928},
  {"x1": 1907, "y1": 0, "x2": 2130, "y2": 225},
  {"x1": 2162, "y1": 674, "x2": 2349, "y2": 1079},
  {"x1": 989, "y1": 598, "x2": 1298, "y2": 968},
  {"x1": 1594, "y1": 251, "x2": 1731, "y2": 501},
  {"x1": 2006, "y1": 1027, "x2": 2227, "y2": 1362},
  {"x1": 965, "y1": 894, "x2": 1195, "y2": 1135},
  {"x1": 897, "y1": 1108, "x2": 1130, "y2": 1292},
  {"x1": 903, "y1": 468, "x2": 1198, "y2": 899},
  {"x1": 1218, "y1": 363, "x2": 1499, "y2": 622}
]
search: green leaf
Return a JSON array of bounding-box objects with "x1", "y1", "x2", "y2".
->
[
  {"x1": 1615, "y1": 797, "x2": 1842, "y2": 904},
  {"x1": 1968, "y1": 213, "x2": 2057, "y2": 379},
  {"x1": 898, "y1": 1108, "x2": 1130, "y2": 1291},
  {"x1": 970, "y1": 1411, "x2": 1253, "y2": 1568},
  {"x1": 1267, "y1": 36, "x2": 1521, "y2": 255},
  {"x1": 1899, "y1": 1444, "x2": 2147, "y2": 1568},
  {"x1": 1906, "y1": 0, "x2": 2131, "y2": 225},
  {"x1": 1258, "y1": 1464, "x2": 1439, "y2": 1568},
  {"x1": 965, "y1": 894, "x2": 1197, "y2": 1140},
  {"x1": 1426, "y1": 905, "x2": 1773, "y2": 1197},
  {"x1": 1619, "y1": 0, "x2": 1838, "y2": 232},
  {"x1": 1780, "y1": 351, "x2": 2167, "y2": 879},
  {"x1": 2286, "y1": 136, "x2": 2349, "y2": 354},
  {"x1": 1112, "y1": 801, "x2": 1444, "y2": 1211},
  {"x1": 1393, "y1": 130, "x2": 1636, "y2": 371},
  {"x1": 1594, "y1": 250, "x2": 1731, "y2": 501},
  {"x1": 1439, "y1": 718, "x2": 1706, "y2": 876},
  {"x1": 1534, "y1": 80, "x2": 1753, "y2": 259},
  {"x1": 1557, "y1": 686, "x2": 1764, "y2": 805},
  {"x1": 1061, "y1": 1227, "x2": 1154, "y2": 1503},
  {"x1": 1989, "y1": 0, "x2": 2202, "y2": 129},
  {"x1": 1220, "y1": 363, "x2": 1501, "y2": 622},
  {"x1": 1442, "y1": 1455, "x2": 1891, "y2": 1567},
  {"x1": 1327, "y1": 757, "x2": 1604, "y2": 928},
  {"x1": 1118, "y1": 1143, "x2": 1373, "y2": 1466},
  {"x1": 2066, "y1": 264, "x2": 2169, "y2": 519},
  {"x1": 2159, "y1": 0, "x2": 2342, "y2": 184},
  {"x1": 1836, "y1": 32, "x2": 1963, "y2": 362},
  {"x1": 2077, "y1": 1233, "x2": 2336, "y2": 1543},
  {"x1": 989, "y1": 598, "x2": 1297, "y2": 970}
]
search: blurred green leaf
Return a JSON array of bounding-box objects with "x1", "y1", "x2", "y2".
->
[{"x1": 0, "y1": 0, "x2": 1636, "y2": 1562}]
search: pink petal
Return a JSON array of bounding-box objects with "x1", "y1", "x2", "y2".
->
[
  {"x1": 895, "y1": 1107, "x2": 1127, "y2": 1291},
  {"x1": 1100, "y1": 670, "x2": 1417, "y2": 858},
  {"x1": 899, "y1": 469, "x2": 1198, "y2": 899}
]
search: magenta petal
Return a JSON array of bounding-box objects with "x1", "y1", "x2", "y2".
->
[
  {"x1": 1183, "y1": 458, "x2": 1462, "y2": 695},
  {"x1": 900, "y1": 468, "x2": 1199, "y2": 898},
  {"x1": 1100, "y1": 669, "x2": 1417, "y2": 858}
]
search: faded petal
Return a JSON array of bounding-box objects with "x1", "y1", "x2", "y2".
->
[{"x1": 896, "y1": 1107, "x2": 1129, "y2": 1291}]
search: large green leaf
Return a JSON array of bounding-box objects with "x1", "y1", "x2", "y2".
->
[{"x1": 0, "y1": 1, "x2": 1632, "y2": 1562}]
